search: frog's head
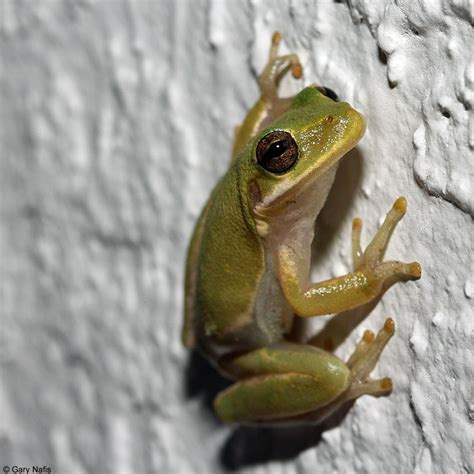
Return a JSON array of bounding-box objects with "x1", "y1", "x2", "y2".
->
[{"x1": 241, "y1": 86, "x2": 365, "y2": 231}]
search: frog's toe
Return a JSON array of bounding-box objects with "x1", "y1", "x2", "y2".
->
[
  {"x1": 347, "y1": 329, "x2": 374, "y2": 369},
  {"x1": 291, "y1": 62, "x2": 303, "y2": 79},
  {"x1": 409, "y1": 262, "x2": 422, "y2": 279},
  {"x1": 393, "y1": 196, "x2": 407, "y2": 215},
  {"x1": 347, "y1": 318, "x2": 395, "y2": 382},
  {"x1": 259, "y1": 32, "x2": 302, "y2": 98},
  {"x1": 346, "y1": 376, "x2": 393, "y2": 400},
  {"x1": 359, "y1": 197, "x2": 411, "y2": 268},
  {"x1": 270, "y1": 31, "x2": 282, "y2": 58},
  {"x1": 374, "y1": 260, "x2": 422, "y2": 282}
]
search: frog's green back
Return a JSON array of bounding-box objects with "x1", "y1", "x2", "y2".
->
[
  {"x1": 186, "y1": 164, "x2": 265, "y2": 350},
  {"x1": 182, "y1": 197, "x2": 210, "y2": 348}
]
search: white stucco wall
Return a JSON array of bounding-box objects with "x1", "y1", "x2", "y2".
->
[{"x1": 1, "y1": 1, "x2": 472, "y2": 473}]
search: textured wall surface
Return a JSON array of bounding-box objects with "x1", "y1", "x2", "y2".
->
[{"x1": 1, "y1": 1, "x2": 472, "y2": 473}]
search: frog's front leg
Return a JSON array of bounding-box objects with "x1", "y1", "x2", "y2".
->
[{"x1": 278, "y1": 198, "x2": 421, "y2": 317}]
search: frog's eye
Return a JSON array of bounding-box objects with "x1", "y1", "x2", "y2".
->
[
  {"x1": 255, "y1": 131, "x2": 299, "y2": 174},
  {"x1": 315, "y1": 86, "x2": 339, "y2": 102}
]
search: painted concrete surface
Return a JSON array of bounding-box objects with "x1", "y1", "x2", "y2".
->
[{"x1": 1, "y1": 1, "x2": 472, "y2": 473}]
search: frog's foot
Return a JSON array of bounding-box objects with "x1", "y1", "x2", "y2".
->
[
  {"x1": 259, "y1": 31, "x2": 302, "y2": 102},
  {"x1": 343, "y1": 318, "x2": 395, "y2": 401},
  {"x1": 351, "y1": 197, "x2": 422, "y2": 283}
]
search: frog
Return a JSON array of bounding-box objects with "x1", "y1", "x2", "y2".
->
[{"x1": 182, "y1": 32, "x2": 421, "y2": 425}]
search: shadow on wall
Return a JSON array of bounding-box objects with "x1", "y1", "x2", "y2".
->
[
  {"x1": 183, "y1": 147, "x2": 382, "y2": 469},
  {"x1": 218, "y1": 405, "x2": 353, "y2": 470},
  {"x1": 311, "y1": 146, "x2": 363, "y2": 269}
]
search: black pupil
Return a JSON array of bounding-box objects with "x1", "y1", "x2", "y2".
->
[{"x1": 264, "y1": 139, "x2": 289, "y2": 161}]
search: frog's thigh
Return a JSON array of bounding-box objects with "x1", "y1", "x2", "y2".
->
[{"x1": 214, "y1": 343, "x2": 350, "y2": 423}]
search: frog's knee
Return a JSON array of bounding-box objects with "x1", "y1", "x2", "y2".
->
[{"x1": 317, "y1": 356, "x2": 351, "y2": 398}]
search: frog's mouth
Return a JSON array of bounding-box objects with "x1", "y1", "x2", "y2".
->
[{"x1": 254, "y1": 110, "x2": 365, "y2": 219}]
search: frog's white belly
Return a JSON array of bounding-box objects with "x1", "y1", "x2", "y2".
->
[{"x1": 253, "y1": 252, "x2": 294, "y2": 342}]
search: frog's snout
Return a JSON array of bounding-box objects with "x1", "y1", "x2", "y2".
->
[{"x1": 345, "y1": 106, "x2": 366, "y2": 141}]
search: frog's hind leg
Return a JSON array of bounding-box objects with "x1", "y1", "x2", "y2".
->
[
  {"x1": 214, "y1": 342, "x2": 350, "y2": 424},
  {"x1": 343, "y1": 318, "x2": 395, "y2": 400},
  {"x1": 214, "y1": 372, "x2": 335, "y2": 424}
]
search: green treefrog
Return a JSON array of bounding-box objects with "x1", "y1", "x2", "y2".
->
[{"x1": 182, "y1": 32, "x2": 421, "y2": 424}]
